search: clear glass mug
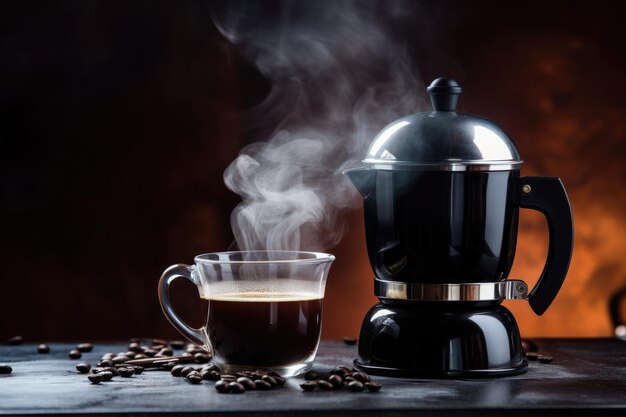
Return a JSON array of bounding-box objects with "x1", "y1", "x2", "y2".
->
[{"x1": 158, "y1": 251, "x2": 335, "y2": 377}]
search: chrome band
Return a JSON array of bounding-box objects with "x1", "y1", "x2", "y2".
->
[
  {"x1": 375, "y1": 279, "x2": 529, "y2": 301},
  {"x1": 362, "y1": 160, "x2": 523, "y2": 172}
]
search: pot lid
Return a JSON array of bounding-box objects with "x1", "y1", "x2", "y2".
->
[{"x1": 363, "y1": 77, "x2": 523, "y2": 171}]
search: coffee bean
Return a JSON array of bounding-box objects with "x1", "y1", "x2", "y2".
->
[
  {"x1": 98, "y1": 360, "x2": 113, "y2": 367},
  {"x1": 365, "y1": 382, "x2": 382, "y2": 392},
  {"x1": 128, "y1": 343, "x2": 144, "y2": 353},
  {"x1": 159, "y1": 361, "x2": 177, "y2": 371},
  {"x1": 119, "y1": 367, "x2": 134, "y2": 377},
  {"x1": 143, "y1": 349, "x2": 157, "y2": 357},
  {"x1": 237, "y1": 377, "x2": 256, "y2": 390},
  {"x1": 344, "y1": 376, "x2": 355, "y2": 382},
  {"x1": 352, "y1": 371, "x2": 369, "y2": 383},
  {"x1": 37, "y1": 344, "x2": 50, "y2": 354},
  {"x1": 124, "y1": 351, "x2": 137, "y2": 359},
  {"x1": 0, "y1": 364, "x2": 12, "y2": 374},
  {"x1": 157, "y1": 347, "x2": 173, "y2": 356},
  {"x1": 76, "y1": 363, "x2": 91, "y2": 373},
  {"x1": 181, "y1": 366, "x2": 196, "y2": 377},
  {"x1": 77, "y1": 343, "x2": 93, "y2": 353},
  {"x1": 169, "y1": 340, "x2": 186, "y2": 349},
  {"x1": 204, "y1": 364, "x2": 221, "y2": 373},
  {"x1": 133, "y1": 366, "x2": 144, "y2": 374},
  {"x1": 221, "y1": 374, "x2": 237, "y2": 382},
  {"x1": 526, "y1": 352, "x2": 540, "y2": 361},
  {"x1": 317, "y1": 380, "x2": 334, "y2": 390},
  {"x1": 255, "y1": 379, "x2": 272, "y2": 390},
  {"x1": 304, "y1": 370, "x2": 319, "y2": 380},
  {"x1": 134, "y1": 353, "x2": 148, "y2": 360},
  {"x1": 343, "y1": 337, "x2": 357, "y2": 345},
  {"x1": 171, "y1": 365, "x2": 185, "y2": 377},
  {"x1": 209, "y1": 370, "x2": 222, "y2": 380},
  {"x1": 7, "y1": 336, "x2": 23, "y2": 345},
  {"x1": 300, "y1": 381, "x2": 317, "y2": 391},
  {"x1": 328, "y1": 374, "x2": 343, "y2": 388},
  {"x1": 101, "y1": 353, "x2": 115, "y2": 359},
  {"x1": 194, "y1": 353, "x2": 210, "y2": 363},
  {"x1": 187, "y1": 371, "x2": 202, "y2": 384},
  {"x1": 331, "y1": 366, "x2": 351, "y2": 378},
  {"x1": 151, "y1": 338, "x2": 168, "y2": 346},
  {"x1": 69, "y1": 349, "x2": 82, "y2": 359},
  {"x1": 261, "y1": 375, "x2": 277, "y2": 387},
  {"x1": 228, "y1": 382, "x2": 245, "y2": 393},
  {"x1": 538, "y1": 355, "x2": 554, "y2": 363},
  {"x1": 113, "y1": 355, "x2": 130, "y2": 365},
  {"x1": 88, "y1": 373, "x2": 104, "y2": 384},
  {"x1": 100, "y1": 371, "x2": 114, "y2": 381},
  {"x1": 101, "y1": 366, "x2": 120, "y2": 376},
  {"x1": 522, "y1": 339, "x2": 539, "y2": 353},
  {"x1": 264, "y1": 372, "x2": 285, "y2": 386},
  {"x1": 215, "y1": 380, "x2": 229, "y2": 393},
  {"x1": 348, "y1": 380, "x2": 365, "y2": 391}
]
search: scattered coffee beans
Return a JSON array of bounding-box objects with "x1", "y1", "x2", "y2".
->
[
  {"x1": 76, "y1": 363, "x2": 91, "y2": 373},
  {"x1": 7, "y1": 336, "x2": 23, "y2": 345},
  {"x1": 300, "y1": 366, "x2": 382, "y2": 393},
  {"x1": 119, "y1": 367, "x2": 134, "y2": 377},
  {"x1": 69, "y1": 349, "x2": 82, "y2": 359},
  {"x1": 0, "y1": 364, "x2": 12, "y2": 374},
  {"x1": 37, "y1": 344, "x2": 50, "y2": 354},
  {"x1": 77, "y1": 343, "x2": 94, "y2": 353}
]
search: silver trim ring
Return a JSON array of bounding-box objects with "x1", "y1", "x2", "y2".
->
[
  {"x1": 362, "y1": 160, "x2": 523, "y2": 172},
  {"x1": 375, "y1": 279, "x2": 529, "y2": 301}
]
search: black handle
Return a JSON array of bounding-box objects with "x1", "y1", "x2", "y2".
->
[{"x1": 519, "y1": 176, "x2": 574, "y2": 315}]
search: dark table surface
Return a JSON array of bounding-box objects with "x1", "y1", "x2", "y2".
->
[{"x1": 1, "y1": 339, "x2": 626, "y2": 417}]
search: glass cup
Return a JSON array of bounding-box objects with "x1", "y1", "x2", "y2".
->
[{"x1": 158, "y1": 250, "x2": 335, "y2": 377}]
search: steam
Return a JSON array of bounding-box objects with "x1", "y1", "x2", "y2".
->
[{"x1": 210, "y1": 0, "x2": 426, "y2": 252}]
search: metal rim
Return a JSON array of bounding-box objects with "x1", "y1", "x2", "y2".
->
[
  {"x1": 353, "y1": 359, "x2": 529, "y2": 379},
  {"x1": 363, "y1": 160, "x2": 524, "y2": 172},
  {"x1": 374, "y1": 279, "x2": 529, "y2": 301}
]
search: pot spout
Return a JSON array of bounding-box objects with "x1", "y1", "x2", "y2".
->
[{"x1": 342, "y1": 167, "x2": 377, "y2": 198}]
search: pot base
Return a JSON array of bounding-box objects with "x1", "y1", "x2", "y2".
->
[{"x1": 355, "y1": 302, "x2": 527, "y2": 378}]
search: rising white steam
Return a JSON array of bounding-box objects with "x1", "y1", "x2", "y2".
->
[{"x1": 211, "y1": 0, "x2": 427, "y2": 252}]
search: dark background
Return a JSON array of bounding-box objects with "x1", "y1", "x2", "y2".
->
[{"x1": 1, "y1": 1, "x2": 625, "y2": 341}]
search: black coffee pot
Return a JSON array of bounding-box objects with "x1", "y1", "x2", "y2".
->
[{"x1": 344, "y1": 77, "x2": 574, "y2": 377}]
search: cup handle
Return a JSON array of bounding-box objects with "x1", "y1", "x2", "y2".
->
[
  {"x1": 519, "y1": 176, "x2": 574, "y2": 316},
  {"x1": 158, "y1": 264, "x2": 206, "y2": 346}
]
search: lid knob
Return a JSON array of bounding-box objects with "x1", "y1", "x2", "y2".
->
[{"x1": 427, "y1": 77, "x2": 462, "y2": 112}]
